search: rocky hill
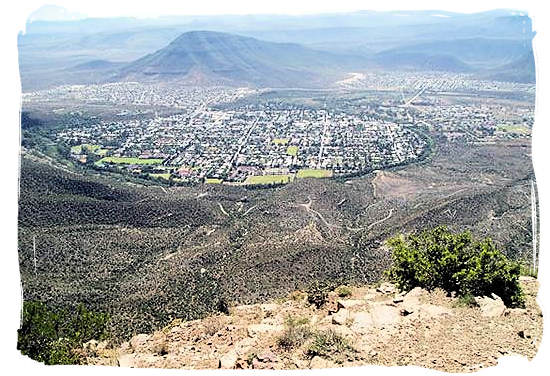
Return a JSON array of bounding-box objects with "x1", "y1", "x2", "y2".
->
[{"x1": 83, "y1": 277, "x2": 542, "y2": 372}]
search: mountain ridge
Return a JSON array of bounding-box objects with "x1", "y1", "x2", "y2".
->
[{"x1": 117, "y1": 30, "x2": 357, "y2": 87}]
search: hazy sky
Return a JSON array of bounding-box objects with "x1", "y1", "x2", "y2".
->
[{"x1": 24, "y1": 0, "x2": 531, "y2": 20}]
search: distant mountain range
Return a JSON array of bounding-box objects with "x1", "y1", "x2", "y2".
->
[{"x1": 18, "y1": 10, "x2": 536, "y2": 90}]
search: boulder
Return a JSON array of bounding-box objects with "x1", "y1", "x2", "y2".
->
[
  {"x1": 83, "y1": 339, "x2": 98, "y2": 352},
  {"x1": 219, "y1": 349, "x2": 239, "y2": 369},
  {"x1": 118, "y1": 354, "x2": 139, "y2": 368},
  {"x1": 402, "y1": 287, "x2": 429, "y2": 311},
  {"x1": 474, "y1": 294, "x2": 506, "y2": 317},
  {"x1": 370, "y1": 304, "x2": 401, "y2": 328},
  {"x1": 256, "y1": 350, "x2": 279, "y2": 363},
  {"x1": 332, "y1": 309, "x2": 350, "y2": 325}
]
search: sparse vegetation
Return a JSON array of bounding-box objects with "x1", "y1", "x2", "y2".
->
[
  {"x1": 454, "y1": 293, "x2": 477, "y2": 308},
  {"x1": 386, "y1": 226, "x2": 525, "y2": 307},
  {"x1": 520, "y1": 264, "x2": 538, "y2": 278},
  {"x1": 336, "y1": 285, "x2": 353, "y2": 298},
  {"x1": 306, "y1": 329, "x2": 355, "y2": 363},
  {"x1": 276, "y1": 316, "x2": 312, "y2": 351}
]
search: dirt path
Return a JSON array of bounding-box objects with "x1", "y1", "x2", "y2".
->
[{"x1": 367, "y1": 208, "x2": 394, "y2": 230}]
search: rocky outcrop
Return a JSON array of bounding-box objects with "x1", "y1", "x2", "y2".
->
[
  {"x1": 475, "y1": 294, "x2": 506, "y2": 317},
  {"x1": 84, "y1": 279, "x2": 541, "y2": 373}
]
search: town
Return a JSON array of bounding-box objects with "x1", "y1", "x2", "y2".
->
[{"x1": 24, "y1": 73, "x2": 534, "y2": 186}]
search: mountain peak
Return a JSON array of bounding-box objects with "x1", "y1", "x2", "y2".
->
[{"x1": 119, "y1": 31, "x2": 346, "y2": 87}]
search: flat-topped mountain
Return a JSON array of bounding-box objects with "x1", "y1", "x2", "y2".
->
[{"x1": 118, "y1": 31, "x2": 357, "y2": 87}]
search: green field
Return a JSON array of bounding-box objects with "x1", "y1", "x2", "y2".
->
[
  {"x1": 205, "y1": 178, "x2": 223, "y2": 184},
  {"x1": 244, "y1": 174, "x2": 293, "y2": 185},
  {"x1": 286, "y1": 146, "x2": 299, "y2": 156},
  {"x1": 96, "y1": 157, "x2": 164, "y2": 165},
  {"x1": 272, "y1": 138, "x2": 289, "y2": 145},
  {"x1": 296, "y1": 169, "x2": 333, "y2": 179},
  {"x1": 149, "y1": 173, "x2": 171, "y2": 180},
  {"x1": 496, "y1": 125, "x2": 530, "y2": 134}
]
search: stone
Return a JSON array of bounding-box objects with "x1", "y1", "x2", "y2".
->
[
  {"x1": 150, "y1": 332, "x2": 168, "y2": 355},
  {"x1": 376, "y1": 282, "x2": 397, "y2": 294},
  {"x1": 475, "y1": 295, "x2": 506, "y2": 317},
  {"x1": 219, "y1": 349, "x2": 239, "y2": 369},
  {"x1": 350, "y1": 312, "x2": 373, "y2": 333},
  {"x1": 370, "y1": 304, "x2": 401, "y2": 327},
  {"x1": 260, "y1": 303, "x2": 279, "y2": 316},
  {"x1": 96, "y1": 340, "x2": 109, "y2": 351},
  {"x1": 247, "y1": 324, "x2": 284, "y2": 337},
  {"x1": 83, "y1": 339, "x2": 98, "y2": 351},
  {"x1": 119, "y1": 341, "x2": 132, "y2": 353},
  {"x1": 332, "y1": 308, "x2": 350, "y2": 325},
  {"x1": 118, "y1": 354, "x2": 138, "y2": 368},
  {"x1": 129, "y1": 334, "x2": 151, "y2": 353},
  {"x1": 257, "y1": 350, "x2": 278, "y2": 363},
  {"x1": 402, "y1": 287, "x2": 429, "y2": 311},
  {"x1": 310, "y1": 356, "x2": 335, "y2": 369},
  {"x1": 337, "y1": 299, "x2": 364, "y2": 310}
]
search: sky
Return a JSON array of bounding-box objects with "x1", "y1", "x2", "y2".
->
[{"x1": 22, "y1": 0, "x2": 534, "y2": 20}]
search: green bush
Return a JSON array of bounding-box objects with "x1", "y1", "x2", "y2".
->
[
  {"x1": 17, "y1": 301, "x2": 109, "y2": 365},
  {"x1": 386, "y1": 226, "x2": 524, "y2": 307}
]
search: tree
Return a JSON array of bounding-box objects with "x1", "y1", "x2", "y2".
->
[{"x1": 386, "y1": 226, "x2": 524, "y2": 307}]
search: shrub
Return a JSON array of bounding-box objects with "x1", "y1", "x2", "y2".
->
[
  {"x1": 276, "y1": 315, "x2": 312, "y2": 350},
  {"x1": 17, "y1": 301, "x2": 109, "y2": 365},
  {"x1": 454, "y1": 293, "x2": 477, "y2": 308},
  {"x1": 386, "y1": 226, "x2": 525, "y2": 307},
  {"x1": 306, "y1": 329, "x2": 355, "y2": 362},
  {"x1": 306, "y1": 281, "x2": 334, "y2": 308},
  {"x1": 336, "y1": 286, "x2": 353, "y2": 298}
]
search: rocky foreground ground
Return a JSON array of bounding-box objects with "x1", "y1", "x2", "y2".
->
[{"x1": 83, "y1": 277, "x2": 542, "y2": 372}]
